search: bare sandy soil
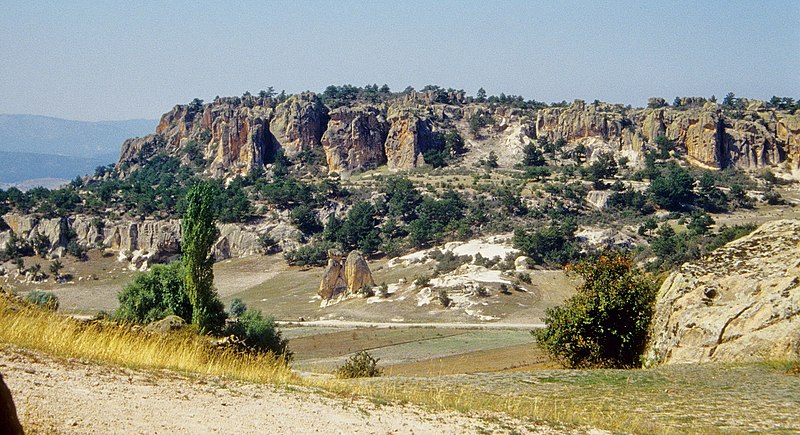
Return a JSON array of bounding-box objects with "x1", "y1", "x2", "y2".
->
[{"x1": 1, "y1": 347, "x2": 568, "y2": 434}]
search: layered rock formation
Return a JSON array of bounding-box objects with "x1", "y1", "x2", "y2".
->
[
  {"x1": 318, "y1": 250, "x2": 374, "y2": 305},
  {"x1": 0, "y1": 213, "x2": 303, "y2": 270},
  {"x1": 646, "y1": 219, "x2": 800, "y2": 365}
]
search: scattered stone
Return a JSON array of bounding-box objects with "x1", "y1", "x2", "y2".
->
[{"x1": 144, "y1": 315, "x2": 187, "y2": 334}]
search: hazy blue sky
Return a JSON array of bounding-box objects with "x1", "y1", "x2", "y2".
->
[{"x1": 2, "y1": 0, "x2": 798, "y2": 121}]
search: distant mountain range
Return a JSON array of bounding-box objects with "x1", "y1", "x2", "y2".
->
[{"x1": 0, "y1": 114, "x2": 157, "y2": 184}]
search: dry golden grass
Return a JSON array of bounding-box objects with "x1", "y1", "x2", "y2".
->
[
  {"x1": 8, "y1": 294, "x2": 791, "y2": 433},
  {"x1": 0, "y1": 296, "x2": 294, "y2": 385},
  {"x1": 302, "y1": 377, "x2": 662, "y2": 433},
  {"x1": 383, "y1": 342, "x2": 557, "y2": 376},
  {"x1": 0, "y1": 295, "x2": 655, "y2": 432}
]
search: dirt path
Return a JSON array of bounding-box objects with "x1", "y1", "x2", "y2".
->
[
  {"x1": 278, "y1": 320, "x2": 546, "y2": 329},
  {"x1": 0, "y1": 347, "x2": 559, "y2": 434}
]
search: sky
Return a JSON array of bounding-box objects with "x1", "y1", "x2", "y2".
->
[{"x1": 1, "y1": 0, "x2": 798, "y2": 121}]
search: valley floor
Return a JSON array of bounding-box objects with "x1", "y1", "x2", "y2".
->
[{"x1": 2, "y1": 347, "x2": 565, "y2": 434}]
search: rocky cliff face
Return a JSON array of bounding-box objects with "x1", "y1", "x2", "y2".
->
[
  {"x1": 269, "y1": 93, "x2": 329, "y2": 157},
  {"x1": 536, "y1": 100, "x2": 799, "y2": 171},
  {"x1": 119, "y1": 96, "x2": 277, "y2": 178},
  {"x1": 118, "y1": 92, "x2": 799, "y2": 179},
  {"x1": 322, "y1": 106, "x2": 389, "y2": 174},
  {"x1": 117, "y1": 93, "x2": 439, "y2": 177},
  {"x1": 646, "y1": 219, "x2": 800, "y2": 365},
  {"x1": 384, "y1": 109, "x2": 433, "y2": 170}
]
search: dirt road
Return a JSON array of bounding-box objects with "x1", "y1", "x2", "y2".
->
[{"x1": 278, "y1": 320, "x2": 546, "y2": 329}]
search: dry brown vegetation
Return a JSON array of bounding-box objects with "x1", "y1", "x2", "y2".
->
[
  {"x1": 0, "y1": 295, "x2": 293, "y2": 384},
  {"x1": 2, "y1": 293, "x2": 799, "y2": 433}
]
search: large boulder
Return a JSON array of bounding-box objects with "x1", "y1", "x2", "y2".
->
[
  {"x1": 318, "y1": 253, "x2": 346, "y2": 301},
  {"x1": 646, "y1": 219, "x2": 800, "y2": 365},
  {"x1": 145, "y1": 315, "x2": 187, "y2": 333},
  {"x1": 343, "y1": 251, "x2": 375, "y2": 292},
  {"x1": 318, "y1": 250, "x2": 374, "y2": 304},
  {"x1": 0, "y1": 372, "x2": 24, "y2": 435}
]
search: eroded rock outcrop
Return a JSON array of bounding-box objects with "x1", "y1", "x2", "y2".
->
[
  {"x1": 646, "y1": 219, "x2": 800, "y2": 365},
  {"x1": 322, "y1": 106, "x2": 389, "y2": 174},
  {"x1": 119, "y1": 96, "x2": 277, "y2": 178},
  {"x1": 318, "y1": 251, "x2": 347, "y2": 301},
  {"x1": 0, "y1": 213, "x2": 302, "y2": 270},
  {"x1": 206, "y1": 106, "x2": 273, "y2": 178},
  {"x1": 384, "y1": 109, "x2": 433, "y2": 170},
  {"x1": 344, "y1": 250, "x2": 375, "y2": 292},
  {"x1": 318, "y1": 250, "x2": 374, "y2": 304},
  {"x1": 269, "y1": 93, "x2": 329, "y2": 157},
  {"x1": 536, "y1": 100, "x2": 799, "y2": 171},
  {"x1": 777, "y1": 113, "x2": 800, "y2": 169}
]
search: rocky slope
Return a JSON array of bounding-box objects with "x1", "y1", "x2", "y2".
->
[
  {"x1": 116, "y1": 91, "x2": 800, "y2": 179},
  {"x1": 646, "y1": 219, "x2": 800, "y2": 365},
  {"x1": 0, "y1": 212, "x2": 302, "y2": 270}
]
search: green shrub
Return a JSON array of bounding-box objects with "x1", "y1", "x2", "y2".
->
[
  {"x1": 513, "y1": 220, "x2": 580, "y2": 267},
  {"x1": 336, "y1": 351, "x2": 382, "y2": 378},
  {"x1": 290, "y1": 204, "x2": 322, "y2": 235},
  {"x1": 258, "y1": 233, "x2": 280, "y2": 254},
  {"x1": 224, "y1": 309, "x2": 290, "y2": 357},
  {"x1": 283, "y1": 241, "x2": 334, "y2": 267},
  {"x1": 25, "y1": 290, "x2": 59, "y2": 310},
  {"x1": 358, "y1": 284, "x2": 375, "y2": 298},
  {"x1": 649, "y1": 164, "x2": 695, "y2": 211},
  {"x1": 114, "y1": 262, "x2": 193, "y2": 324},
  {"x1": 430, "y1": 250, "x2": 471, "y2": 275},
  {"x1": 229, "y1": 298, "x2": 247, "y2": 317},
  {"x1": 66, "y1": 240, "x2": 88, "y2": 261},
  {"x1": 533, "y1": 253, "x2": 656, "y2": 368},
  {"x1": 438, "y1": 289, "x2": 452, "y2": 307}
]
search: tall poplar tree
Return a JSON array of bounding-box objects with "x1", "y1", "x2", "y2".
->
[{"x1": 182, "y1": 181, "x2": 222, "y2": 332}]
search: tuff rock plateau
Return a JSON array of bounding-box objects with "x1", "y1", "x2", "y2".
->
[{"x1": 117, "y1": 93, "x2": 800, "y2": 178}]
